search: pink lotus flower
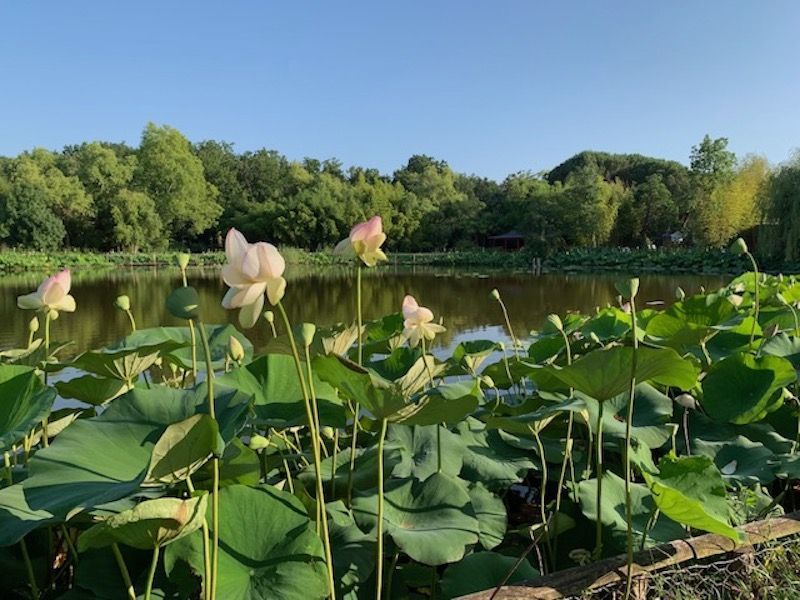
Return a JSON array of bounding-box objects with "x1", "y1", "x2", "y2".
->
[
  {"x1": 334, "y1": 216, "x2": 388, "y2": 267},
  {"x1": 221, "y1": 228, "x2": 286, "y2": 328},
  {"x1": 17, "y1": 270, "x2": 76, "y2": 313},
  {"x1": 402, "y1": 295, "x2": 445, "y2": 347}
]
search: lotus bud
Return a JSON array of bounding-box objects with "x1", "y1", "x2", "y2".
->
[
  {"x1": 481, "y1": 375, "x2": 496, "y2": 388},
  {"x1": 114, "y1": 295, "x2": 131, "y2": 312},
  {"x1": 228, "y1": 336, "x2": 245, "y2": 362},
  {"x1": 776, "y1": 293, "x2": 789, "y2": 307},
  {"x1": 720, "y1": 460, "x2": 738, "y2": 475},
  {"x1": 615, "y1": 278, "x2": 640, "y2": 299},
  {"x1": 589, "y1": 332, "x2": 601, "y2": 345},
  {"x1": 47, "y1": 309, "x2": 59, "y2": 321},
  {"x1": 249, "y1": 434, "x2": 269, "y2": 451},
  {"x1": 300, "y1": 323, "x2": 316, "y2": 347},
  {"x1": 264, "y1": 311, "x2": 275, "y2": 324},
  {"x1": 675, "y1": 287, "x2": 685, "y2": 301},
  {"x1": 490, "y1": 288, "x2": 501, "y2": 301},
  {"x1": 730, "y1": 237, "x2": 748, "y2": 256},
  {"x1": 28, "y1": 316, "x2": 39, "y2": 333},
  {"x1": 546, "y1": 313, "x2": 564, "y2": 332},
  {"x1": 497, "y1": 341, "x2": 506, "y2": 352},
  {"x1": 320, "y1": 426, "x2": 335, "y2": 440},
  {"x1": 176, "y1": 252, "x2": 191, "y2": 270},
  {"x1": 674, "y1": 393, "x2": 697, "y2": 410}
]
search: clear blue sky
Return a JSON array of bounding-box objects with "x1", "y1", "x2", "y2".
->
[{"x1": 1, "y1": 1, "x2": 798, "y2": 180}]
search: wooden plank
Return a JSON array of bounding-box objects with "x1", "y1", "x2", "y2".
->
[{"x1": 458, "y1": 511, "x2": 800, "y2": 600}]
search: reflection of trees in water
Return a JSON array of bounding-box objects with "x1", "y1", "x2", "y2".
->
[{"x1": 0, "y1": 266, "x2": 727, "y2": 355}]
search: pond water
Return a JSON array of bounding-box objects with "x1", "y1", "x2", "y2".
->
[{"x1": 0, "y1": 265, "x2": 729, "y2": 355}]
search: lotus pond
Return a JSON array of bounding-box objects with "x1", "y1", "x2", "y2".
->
[{"x1": 1, "y1": 247, "x2": 797, "y2": 600}]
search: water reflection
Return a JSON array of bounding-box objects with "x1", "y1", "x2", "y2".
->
[{"x1": 0, "y1": 266, "x2": 728, "y2": 354}]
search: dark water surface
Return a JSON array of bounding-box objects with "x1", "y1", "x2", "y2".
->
[{"x1": 0, "y1": 266, "x2": 729, "y2": 354}]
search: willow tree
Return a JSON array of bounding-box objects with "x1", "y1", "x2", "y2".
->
[{"x1": 761, "y1": 154, "x2": 800, "y2": 261}]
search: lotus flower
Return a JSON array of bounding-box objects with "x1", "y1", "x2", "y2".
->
[
  {"x1": 221, "y1": 228, "x2": 286, "y2": 328},
  {"x1": 402, "y1": 295, "x2": 445, "y2": 347},
  {"x1": 17, "y1": 270, "x2": 76, "y2": 314},
  {"x1": 334, "y1": 216, "x2": 388, "y2": 267}
]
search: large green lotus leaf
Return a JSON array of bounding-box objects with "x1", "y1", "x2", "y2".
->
[
  {"x1": 193, "y1": 437, "x2": 260, "y2": 489},
  {"x1": 546, "y1": 346, "x2": 698, "y2": 402},
  {"x1": 692, "y1": 436, "x2": 776, "y2": 486},
  {"x1": 145, "y1": 414, "x2": 222, "y2": 485},
  {"x1": 440, "y1": 551, "x2": 538, "y2": 599},
  {"x1": 68, "y1": 350, "x2": 161, "y2": 382},
  {"x1": 216, "y1": 354, "x2": 344, "y2": 428},
  {"x1": 643, "y1": 454, "x2": 741, "y2": 541},
  {"x1": 352, "y1": 473, "x2": 480, "y2": 566},
  {"x1": 577, "y1": 471, "x2": 684, "y2": 552},
  {"x1": 313, "y1": 354, "x2": 405, "y2": 420},
  {"x1": 701, "y1": 353, "x2": 796, "y2": 424},
  {"x1": 55, "y1": 375, "x2": 130, "y2": 406},
  {"x1": 169, "y1": 324, "x2": 253, "y2": 371},
  {"x1": 393, "y1": 379, "x2": 482, "y2": 426},
  {"x1": 299, "y1": 443, "x2": 404, "y2": 497},
  {"x1": 0, "y1": 364, "x2": 56, "y2": 451},
  {"x1": 368, "y1": 346, "x2": 423, "y2": 381},
  {"x1": 388, "y1": 424, "x2": 464, "y2": 481},
  {"x1": 580, "y1": 307, "x2": 631, "y2": 341},
  {"x1": 646, "y1": 295, "x2": 736, "y2": 350},
  {"x1": 164, "y1": 484, "x2": 327, "y2": 600},
  {"x1": 527, "y1": 333, "x2": 567, "y2": 364},
  {"x1": 706, "y1": 316, "x2": 763, "y2": 361},
  {"x1": 580, "y1": 383, "x2": 674, "y2": 448},
  {"x1": 468, "y1": 482, "x2": 507, "y2": 550},
  {"x1": 762, "y1": 333, "x2": 800, "y2": 367},
  {"x1": 326, "y1": 501, "x2": 375, "y2": 598},
  {"x1": 486, "y1": 397, "x2": 585, "y2": 435},
  {"x1": 78, "y1": 494, "x2": 208, "y2": 551},
  {"x1": 449, "y1": 339, "x2": 501, "y2": 375},
  {"x1": 454, "y1": 417, "x2": 536, "y2": 490},
  {"x1": 480, "y1": 357, "x2": 541, "y2": 390},
  {"x1": 687, "y1": 410, "x2": 793, "y2": 455},
  {"x1": 0, "y1": 386, "x2": 247, "y2": 546}
]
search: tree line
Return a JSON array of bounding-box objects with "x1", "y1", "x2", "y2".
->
[{"x1": 0, "y1": 123, "x2": 797, "y2": 260}]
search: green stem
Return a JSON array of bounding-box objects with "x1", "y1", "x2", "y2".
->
[
  {"x1": 3, "y1": 451, "x2": 12, "y2": 486},
  {"x1": 385, "y1": 548, "x2": 400, "y2": 599},
  {"x1": 111, "y1": 543, "x2": 137, "y2": 600},
  {"x1": 196, "y1": 323, "x2": 219, "y2": 600},
  {"x1": 747, "y1": 252, "x2": 760, "y2": 350},
  {"x1": 498, "y1": 297, "x2": 520, "y2": 360},
  {"x1": 144, "y1": 545, "x2": 160, "y2": 600},
  {"x1": 186, "y1": 476, "x2": 212, "y2": 600},
  {"x1": 532, "y1": 427, "x2": 552, "y2": 573},
  {"x1": 330, "y1": 429, "x2": 339, "y2": 497},
  {"x1": 20, "y1": 537, "x2": 39, "y2": 598},
  {"x1": 624, "y1": 297, "x2": 639, "y2": 600},
  {"x1": 347, "y1": 266, "x2": 365, "y2": 507},
  {"x1": 356, "y1": 265, "x2": 363, "y2": 365},
  {"x1": 61, "y1": 524, "x2": 79, "y2": 564},
  {"x1": 375, "y1": 418, "x2": 388, "y2": 600},
  {"x1": 41, "y1": 311, "x2": 51, "y2": 447},
  {"x1": 277, "y1": 303, "x2": 336, "y2": 599},
  {"x1": 125, "y1": 309, "x2": 137, "y2": 333},
  {"x1": 420, "y1": 337, "x2": 442, "y2": 474},
  {"x1": 188, "y1": 321, "x2": 199, "y2": 381},
  {"x1": 593, "y1": 401, "x2": 605, "y2": 559}
]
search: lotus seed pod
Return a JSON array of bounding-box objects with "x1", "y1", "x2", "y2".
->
[
  {"x1": 300, "y1": 323, "x2": 317, "y2": 347},
  {"x1": 28, "y1": 316, "x2": 39, "y2": 333},
  {"x1": 114, "y1": 295, "x2": 131, "y2": 312},
  {"x1": 675, "y1": 286, "x2": 685, "y2": 301},
  {"x1": 176, "y1": 252, "x2": 191, "y2": 270},
  {"x1": 674, "y1": 393, "x2": 697, "y2": 410},
  {"x1": 730, "y1": 237, "x2": 748, "y2": 256},
  {"x1": 249, "y1": 434, "x2": 269, "y2": 451},
  {"x1": 320, "y1": 426, "x2": 335, "y2": 440},
  {"x1": 264, "y1": 311, "x2": 275, "y2": 324},
  {"x1": 546, "y1": 313, "x2": 564, "y2": 332},
  {"x1": 490, "y1": 288, "x2": 501, "y2": 301},
  {"x1": 228, "y1": 336, "x2": 245, "y2": 361}
]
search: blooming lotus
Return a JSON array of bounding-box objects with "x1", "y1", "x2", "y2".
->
[
  {"x1": 17, "y1": 270, "x2": 76, "y2": 314},
  {"x1": 334, "y1": 216, "x2": 388, "y2": 267},
  {"x1": 221, "y1": 228, "x2": 286, "y2": 328},
  {"x1": 402, "y1": 294, "x2": 445, "y2": 347}
]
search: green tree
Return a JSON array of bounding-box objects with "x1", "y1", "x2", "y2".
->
[
  {"x1": 135, "y1": 123, "x2": 221, "y2": 243},
  {"x1": 761, "y1": 154, "x2": 800, "y2": 260},
  {"x1": 109, "y1": 189, "x2": 165, "y2": 252},
  {"x1": 0, "y1": 177, "x2": 66, "y2": 250}
]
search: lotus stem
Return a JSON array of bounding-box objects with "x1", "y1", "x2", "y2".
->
[
  {"x1": 746, "y1": 251, "x2": 760, "y2": 350},
  {"x1": 143, "y1": 545, "x2": 160, "y2": 600},
  {"x1": 347, "y1": 266, "x2": 364, "y2": 507},
  {"x1": 623, "y1": 295, "x2": 639, "y2": 600},
  {"x1": 41, "y1": 311, "x2": 51, "y2": 447},
  {"x1": 556, "y1": 325, "x2": 578, "y2": 505},
  {"x1": 277, "y1": 303, "x2": 336, "y2": 599},
  {"x1": 3, "y1": 451, "x2": 12, "y2": 486},
  {"x1": 375, "y1": 418, "x2": 388, "y2": 600},
  {"x1": 61, "y1": 524, "x2": 79, "y2": 564},
  {"x1": 593, "y1": 401, "x2": 605, "y2": 559},
  {"x1": 421, "y1": 338, "x2": 442, "y2": 473},
  {"x1": 186, "y1": 476, "x2": 212, "y2": 600},
  {"x1": 196, "y1": 322, "x2": 219, "y2": 600},
  {"x1": 531, "y1": 427, "x2": 553, "y2": 573},
  {"x1": 20, "y1": 537, "x2": 39, "y2": 599},
  {"x1": 330, "y1": 429, "x2": 339, "y2": 497},
  {"x1": 125, "y1": 309, "x2": 137, "y2": 333},
  {"x1": 385, "y1": 548, "x2": 400, "y2": 598},
  {"x1": 111, "y1": 543, "x2": 136, "y2": 600}
]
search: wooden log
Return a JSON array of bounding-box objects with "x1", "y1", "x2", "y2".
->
[{"x1": 458, "y1": 511, "x2": 800, "y2": 599}]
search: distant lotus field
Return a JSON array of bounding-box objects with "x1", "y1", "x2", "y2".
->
[{"x1": 1, "y1": 220, "x2": 799, "y2": 600}]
